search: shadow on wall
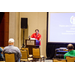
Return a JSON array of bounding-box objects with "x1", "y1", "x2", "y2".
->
[{"x1": 0, "y1": 12, "x2": 4, "y2": 23}]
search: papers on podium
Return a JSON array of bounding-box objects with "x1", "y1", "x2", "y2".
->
[{"x1": 30, "y1": 38, "x2": 36, "y2": 40}]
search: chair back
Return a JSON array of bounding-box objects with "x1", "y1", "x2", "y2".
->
[
  {"x1": 25, "y1": 48, "x2": 29, "y2": 57},
  {"x1": 32, "y1": 48, "x2": 40, "y2": 58},
  {"x1": 20, "y1": 50, "x2": 28, "y2": 59},
  {"x1": 21, "y1": 48, "x2": 29, "y2": 57},
  {"x1": 53, "y1": 58, "x2": 67, "y2": 62},
  {"x1": 66, "y1": 56, "x2": 75, "y2": 62},
  {"x1": 5, "y1": 53, "x2": 15, "y2": 62}
]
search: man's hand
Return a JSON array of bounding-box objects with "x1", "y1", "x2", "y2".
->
[{"x1": 39, "y1": 39, "x2": 41, "y2": 41}]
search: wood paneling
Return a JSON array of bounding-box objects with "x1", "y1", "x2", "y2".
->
[
  {"x1": 0, "y1": 13, "x2": 4, "y2": 46},
  {"x1": 4, "y1": 12, "x2": 9, "y2": 47},
  {"x1": 0, "y1": 12, "x2": 9, "y2": 47},
  {"x1": 4, "y1": 23, "x2": 9, "y2": 31}
]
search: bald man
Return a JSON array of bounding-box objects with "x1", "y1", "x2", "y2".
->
[
  {"x1": 64, "y1": 44, "x2": 75, "y2": 59},
  {"x1": 3, "y1": 38, "x2": 22, "y2": 62}
]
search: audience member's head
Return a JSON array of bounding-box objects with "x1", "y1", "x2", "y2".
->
[
  {"x1": 8, "y1": 38, "x2": 14, "y2": 45},
  {"x1": 67, "y1": 44, "x2": 74, "y2": 51}
]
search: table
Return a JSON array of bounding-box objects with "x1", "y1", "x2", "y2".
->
[{"x1": 54, "y1": 48, "x2": 68, "y2": 59}]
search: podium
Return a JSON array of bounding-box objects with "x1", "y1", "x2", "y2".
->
[{"x1": 25, "y1": 39, "x2": 40, "y2": 54}]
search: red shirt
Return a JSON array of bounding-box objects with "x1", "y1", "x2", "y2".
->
[{"x1": 31, "y1": 33, "x2": 41, "y2": 45}]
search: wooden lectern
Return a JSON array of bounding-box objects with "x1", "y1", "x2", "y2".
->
[{"x1": 25, "y1": 39, "x2": 40, "y2": 54}]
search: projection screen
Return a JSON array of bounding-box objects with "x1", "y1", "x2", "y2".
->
[{"x1": 48, "y1": 12, "x2": 75, "y2": 43}]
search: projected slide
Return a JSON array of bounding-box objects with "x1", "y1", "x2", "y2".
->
[{"x1": 48, "y1": 13, "x2": 75, "y2": 43}]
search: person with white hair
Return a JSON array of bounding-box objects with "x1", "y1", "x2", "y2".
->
[{"x1": 3, "y1": 38, "x2": 22, "y2": 62}]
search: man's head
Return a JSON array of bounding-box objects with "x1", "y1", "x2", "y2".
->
[
  {"x1": 67, "y1": 44, "x2": 74, "y2": 51},
  {"x1": 35, "y1": 29, "x2": 39, "y2": 34},
  {"x1": 8, "y1": 38, "x2": 14, "y2": 45}
]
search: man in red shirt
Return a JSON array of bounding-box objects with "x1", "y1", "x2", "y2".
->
[{"x1": 31, "y1": 29, "x2": 41, "y2": 45}]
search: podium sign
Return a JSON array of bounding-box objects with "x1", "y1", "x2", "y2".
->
[
  {"x1": 27, "y1": 40, "x2": 35, "y2": 45},
  {"x1": 25, "y1": 39, "x2": 40, "y2": 46}
]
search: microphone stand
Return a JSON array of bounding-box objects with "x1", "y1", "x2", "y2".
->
[{"x1": 22, "y1": 29, "x2": 25, "y2": 48}]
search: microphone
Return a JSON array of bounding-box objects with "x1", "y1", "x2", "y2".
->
[{"x1": 28, "y1": 35, "x2": 30, "y2": 40}]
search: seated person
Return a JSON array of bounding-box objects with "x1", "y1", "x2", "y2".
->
[
  {"x1": 64, "y1": 44, "x2": 75, "y2": 59},
  {"x1": 3, "y1": 38, "x2": 22, "y2": 62},
  {"x1": 0, "y1": 47, "x2": 3, "y2": 61}
]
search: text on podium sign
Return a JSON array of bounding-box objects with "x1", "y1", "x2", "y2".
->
[{"x1": 27, "y1": 40, "x2": 35, "y2": 45}]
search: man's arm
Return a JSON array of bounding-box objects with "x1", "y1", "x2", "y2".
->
[
  {"x1": 31, "y1": 33, "x2": 34, "y2": 38},
  {"x1": 39, "y1": 38, "x2": 41, "y2": 41},
  {"x1": 64, "y1": 54, "x2": 66, "y2": 59},
  {"x1": 0, "y1": 47, "x2": 3, "y2": 55},
  {"x1": 0, "y1": 47, "x2": 2, "y2": 52},
  {"x1": 17, "y1": 48, "x2": 22, "y2": 59}
]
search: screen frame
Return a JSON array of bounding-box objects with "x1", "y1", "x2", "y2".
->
[{"x1": 47, "y1": 12, "x2": 75, "y2": 44}]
